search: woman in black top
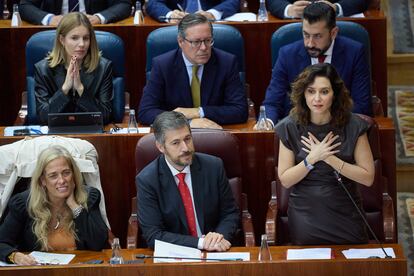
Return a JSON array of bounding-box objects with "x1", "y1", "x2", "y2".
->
[{"x1": 275, "y1": 63, "x2": 375, "y2": 245}]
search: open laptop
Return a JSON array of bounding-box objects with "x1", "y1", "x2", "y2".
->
[{"x1": 48, "y1": 112, "x2": 104, "y2": 134}]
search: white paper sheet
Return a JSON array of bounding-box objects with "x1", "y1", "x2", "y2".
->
[
  {"x1": 206, "y1": 252, "x2": 250, "y2": 261},
  {"x1": 287, "y1": 248, "x2": 332, "y2": 260},
  {"x1": 342, "y1": 248, "x2": 396, "y2": 259},
  {"x1": 350, "y1": 13, "x2": 365, "y2": 18},
  {"x1": 154, "y1": 240, "x2": 202, "y2": 263},
  {"x1": 29, "y1": 251, "x2": 75, "y2": 265},
  {"x1": 224, "y1": 12, "x2": 257, "y2": 22},
  {"x1": 109, "y1": 127, "x2": 150, "y2": 134}
]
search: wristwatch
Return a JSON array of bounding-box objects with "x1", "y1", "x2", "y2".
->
[{"x1": 304, "y1": 158, "x2": 314, "y2": 171}]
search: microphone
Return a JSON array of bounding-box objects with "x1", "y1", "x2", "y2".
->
[
  {"x1": 333, "y1": 171, "x2": 392, "y2": 259},
  {"x1": 135, "y1": 254, "x2": 243, "y2": 261}
]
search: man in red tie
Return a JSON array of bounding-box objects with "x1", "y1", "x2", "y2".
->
[
  {"x1": 259, "y1": 1, "x2": 372, "y2": 127},
  {"x1": 136, "y1": 111, "x2": 239, "y2": 251}
]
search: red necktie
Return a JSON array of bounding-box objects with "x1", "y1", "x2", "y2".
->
[
  {"x1": 318, "y1": 55, "x2": 327, "y2": 63},
  {"x1": 176, "y1": 173, "x2": 198, "y2": 237}
]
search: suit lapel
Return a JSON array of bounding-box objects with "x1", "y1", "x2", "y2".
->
[
  {"x1": 331, "y1": 38, "x2": 345, "y2": 74},
  {"x1": 159, "y1": 156, "x2": 189, "y2": 233},
  {"x1": 190, "y1": 154, "x2": 205, "y2": 233},
  {"x1": 199, "y1": 49, "x2": 217, "y2": 105},
  {"x1": 174, "y1": 50, "x2": 194, "y2": 107},
  {"x1": 80, "y1": 68, "x2": 94, "y2": 96}
]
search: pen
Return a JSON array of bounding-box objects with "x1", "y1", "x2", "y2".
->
[{"x1": 177, "y1": 3, "x2": 184, "y2": 12}]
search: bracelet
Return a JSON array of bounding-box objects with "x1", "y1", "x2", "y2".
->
[
  {"x1": 338, "y1": 160, "x2": 345, "y2": 175},
  {"x1": 8, "y1": 252, "x2": 16, "y2": 264},
  {"x1": 72, "y1": 206, "x2": 83, "y2": 219}
]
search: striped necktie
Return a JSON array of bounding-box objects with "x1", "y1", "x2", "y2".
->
[{"x1": 68, "y1": 0, "x2": 79, "y2": 12}]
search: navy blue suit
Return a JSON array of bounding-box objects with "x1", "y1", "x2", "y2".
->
[
  {"x1": 262, "y1": 36, "x2": 372, "y2": 123},
  {"x1": 268, "y1": 0, "x2": 368, "y2": 19},
  {"x1": 138, "y1": 48, "x2": 248, "y2": 125},
  {"x1": 136, "y1": 153, "x2": 240, "y2": 249},
  {"x1": 146, "y1": 0, "x2": 239, "y2": 21}
]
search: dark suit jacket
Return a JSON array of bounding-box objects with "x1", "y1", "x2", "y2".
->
[
  {"x1": 138, "y1": 48, "x2": 248, "y2": 125},
  {"x1": 262, "y1": 36, "x2": 372, "y2": 123},
  {"x1": 268, "y1": 0, "x2": 368, "y2": 18},
  {"x1": 0, "y1": 187, "x2": 108, "y2": 263},
  {"x1": 136, "y1": 153, "x2": 240, "y2": 249},
  {"x1": 19, "y1": 0, "x2": 132, "y2": 25},
  {"x1": 34, "y1": 57, "x2": 113, "y2": 125},
  {"x1": 146, "y1": 0, "x2": 239, "y2": 21}
]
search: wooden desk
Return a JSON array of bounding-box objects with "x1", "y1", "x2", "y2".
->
[
  {"x1": 0, "y1": 244, "x2": 406, "y2": 276},
  {"x1": 0, "y1": 12, "x2": 386, "y2": 125},
  {"x1": 0, "y1": 117, "x2": 396, "y2": 247}
]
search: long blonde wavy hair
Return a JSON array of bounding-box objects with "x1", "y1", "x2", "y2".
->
[
  {"x1": 47, "y1": 12, "x2": 100, "y2": 73},
  {"x1": 28, "y1": 145, "x2": 88, "y2": 250}
]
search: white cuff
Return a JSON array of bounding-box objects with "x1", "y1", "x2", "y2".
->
[
  {"x1": 41, "y1": 14, "x2": 54, "y2": 25},
  {"x1": 335, "y1": 3, "x2": 344, "y2": 17},
  {"x1": 197, "y1": 238, "x2": 205, "y2": 249},
  {"x1": 206, "y1": 9, "x2": 222, "y2": 20},
  {"x1": 94, "y1": 13, "x2": 106, "y2": 24},
  {"x1": 199, "y1": 107, "x2": 205, "y2": 118},
  {"x1": 283, "y1": 4, "x2": 294, "y2": 19}
]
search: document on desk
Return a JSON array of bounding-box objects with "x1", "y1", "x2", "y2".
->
[
  {"x1": 154, "y1": 240, "x2": 202, "y2": 263},
  {"x1": 224, "y1": 12, "x2": 257, "y2": 22},
  {"x1": 342, "y1": 248, "x2": 396, "y2": 259},
  {"x1": 29, "y1": 251, "x2": 75, "y2": 264},
  {"x1": 206, "y1": 252, "x2": 250, "y2": 261},
  {"x1": 287, "y1": 248, "x2": 332, "y2": 260}
]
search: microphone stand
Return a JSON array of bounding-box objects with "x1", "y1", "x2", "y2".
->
[{"x1": 333, "y1": 171, "x2": 392, "y2": 259}]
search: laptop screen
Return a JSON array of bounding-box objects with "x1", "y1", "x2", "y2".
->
[{"x1": 48, "y1": 112, "x2": 104, "y2": 134}]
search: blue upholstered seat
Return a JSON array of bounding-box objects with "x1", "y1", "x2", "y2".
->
[{"x1": 25, "y1": 30, "x2": 125, "y2": 124}]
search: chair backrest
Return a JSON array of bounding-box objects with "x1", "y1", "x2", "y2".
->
[
  {"x1": 25, "y1": 30, "x2": 125, "y2": 124},
  {"x1": 270, "y1": 21, "x2": 371, "y2": 75},
  {"x1": 145, "y1": 24, "x2": 246, "y2": 84},
  {"x1": 135, "y1": 130, "x2": 246, "y2": 246},
  {"x1": 273, "y1": 114, "x2": 395, "y2": 244}
]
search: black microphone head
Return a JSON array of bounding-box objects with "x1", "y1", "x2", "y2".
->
[
  {"x1": 384, "y1": 255, "x2": 393, "y2": 259},
  {"x1": 135, "y1": 254, "x2": 147, "y2": 259},
  {"x1": 367, "y1": 256, "x2": 380, "y2": 259}
]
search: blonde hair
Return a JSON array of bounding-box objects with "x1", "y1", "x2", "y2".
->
[
  {"x1": 47, "y1": 12, "x2": 100, "y2": 73},
  {"x1": 28, "y1": 145, "x2": 88, "y2": 250}
]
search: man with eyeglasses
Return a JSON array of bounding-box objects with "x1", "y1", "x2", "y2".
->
[
  {"x1": 258, "y1": 1, "x2": 371, "y2": 128},
  {"x1": 138, "y1": 13, "x2": 248, "y2": 129}
]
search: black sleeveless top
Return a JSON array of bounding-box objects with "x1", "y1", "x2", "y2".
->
[{"x1": 275, "y1": 114, "x2": 369, "y2": 245}]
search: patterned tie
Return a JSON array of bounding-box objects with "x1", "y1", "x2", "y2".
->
[
  {"x1": 318, "y1": 54, "x2": 327, "y2": 63},
  {"x1": 176, "y1": 173, "x2": 198, "y2": 237},
  {"x1": 191, "y1": 65, "x2": 201, "y2": 108},
  {"x1": 186, "y1": 0, "x2": 199, "y2": 13},
  {"x1": 68, "y1": 0, "x2": 79, "y2": 12}
]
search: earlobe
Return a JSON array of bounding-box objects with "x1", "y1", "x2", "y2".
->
[
  {"x1": 59, "y1": 35, "x2": 65, "y2": 47},
  {"x1": 155, "y1": 141, "x2": 165, "y2": 154}
]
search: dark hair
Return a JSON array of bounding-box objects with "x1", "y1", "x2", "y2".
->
[
  {"x1": 178, "y1": 13, "x2": 213, "y2": 39},
  {"x1": 153, "y1": 111, "x2": 191, "y2": 144},
  {"x1": 290, "y1": 63, "x2": 352, "y2": 128},
  {"x1": 303, "y1": 2, "x2": 336, "y2": 30}
]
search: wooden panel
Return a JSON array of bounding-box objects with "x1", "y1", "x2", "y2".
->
[{"x1": 0, "y1": 245, "x2": 406, "y2": 276}]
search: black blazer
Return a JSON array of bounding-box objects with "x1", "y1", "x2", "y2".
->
[
  {"x1": 0, "y1": 187, "x2": 109, "y2": 263},
  {"x1": 19, "y1": 0, "x2": 132, "y2": 25},
  {"x1": 34, "y1": 57, "x2": 113, "y2": 125},
  {"x1": 268, "y1": 0, "x2": 368, "y2": 18},
  {"x1": 136, "y1": 153, "x2": 240, "y2": 249}
]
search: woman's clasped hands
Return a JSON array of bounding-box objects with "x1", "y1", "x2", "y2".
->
[
  {"x1": 301, "y1": 131, "x2": 341, "y2": 164},
  {"x1": 62, "y1": 55, "x2": 84, "y2": 96}
]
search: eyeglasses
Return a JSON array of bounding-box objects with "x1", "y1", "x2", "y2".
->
[{"x1": 183, "y1": 37, "x2": 214, "y2": 48}]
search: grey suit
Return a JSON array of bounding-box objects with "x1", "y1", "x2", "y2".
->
[
  {"x1": 34, "y1": 57, "x2": 113, "y2": 125},
  {"x1": 136, "y1": 153, "x2": 240, "y2": 249}
]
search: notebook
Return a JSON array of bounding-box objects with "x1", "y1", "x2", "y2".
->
[{"x1": 48, "y1": 112, "x2": 104, "y2": 134}]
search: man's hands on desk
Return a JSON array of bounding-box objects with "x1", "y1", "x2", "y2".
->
[
  {"x1": 173, "y1": 107, "x2": 223, "y2": 129},
  {"x1": 203, "y1": 232, "x2": 231, "y2": 252}
]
